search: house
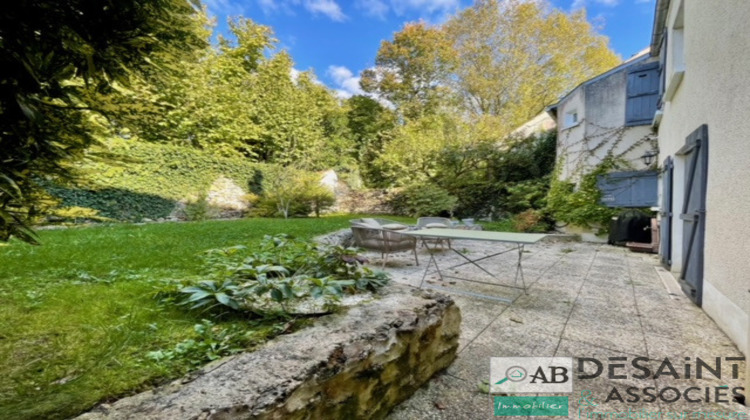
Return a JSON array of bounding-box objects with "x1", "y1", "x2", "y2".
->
[
  {"x1": 650, "y1": 0, "x2": 750, "y2": 356},
  {"x1": 546, "y1": 49, "x2": 661, "y2": 240},
  {"x1": 509, "y1": 111, "x2": 556, "y2": 138}
]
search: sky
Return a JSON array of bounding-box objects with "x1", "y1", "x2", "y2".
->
[{"x1": 203, "y1": 0, "x2": 657, "y2": 98}]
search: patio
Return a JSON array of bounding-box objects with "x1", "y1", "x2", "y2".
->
[{"x1": 360, "y1": 239, "x2": 749, "y2": 419}]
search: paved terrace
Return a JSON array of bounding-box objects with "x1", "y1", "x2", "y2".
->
[{"x1": 359, "y1": 239, "x2": 748, "y2": 419}]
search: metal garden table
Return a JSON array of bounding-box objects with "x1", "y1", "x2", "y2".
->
[{"x1": 403, "y1": 229, "x2": 547, "y2": 303}]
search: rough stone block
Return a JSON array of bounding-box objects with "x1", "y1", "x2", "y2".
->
[{"x1": 77, "y1": 285, "x2": 460, "y2": 420}]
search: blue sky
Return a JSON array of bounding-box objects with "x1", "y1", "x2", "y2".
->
[{"x1": 203, "y1": 0, "x2": 656, "y2": 98}]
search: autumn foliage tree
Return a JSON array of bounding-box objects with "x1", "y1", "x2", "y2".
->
[
  {"x1": 360, "y1": 22, "x2": 457, "y2": 120},
  {"x1": 445, "y1": 0, "x2": 620, "y2": 130}
]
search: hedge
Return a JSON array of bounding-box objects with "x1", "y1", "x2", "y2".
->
[{"x1": 45, "y1": 138, "x2": 272, "y2": 221}]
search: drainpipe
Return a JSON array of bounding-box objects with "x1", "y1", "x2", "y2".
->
[{"x1": 650, "y1": 0, "x2": 671, "y2": 56}]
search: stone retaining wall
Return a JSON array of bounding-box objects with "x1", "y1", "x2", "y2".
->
[{"x1": 78, "y1": 286, "x2": 461, "y2": 420}]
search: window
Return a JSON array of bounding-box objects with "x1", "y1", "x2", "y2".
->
[
  {"x1": 625, "y1": 62, "x2": 660, "y2": 125},
  {"x1": 663, "y1": 0, "x2": 685, "y2": 101},
  {"x1": 564, "y1": 110, "x2": 579, "y2": 128}
]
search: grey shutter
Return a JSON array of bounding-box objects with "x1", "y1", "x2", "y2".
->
[
  {"x1": 626, "y1": 63, "x2": 660, "y2": 125},
  {"x1": 597, "y1": 171, "x2": 659, "y2": 207},
  {"x1": 677, "y1": 125, "x2": 709, "y2": 305}
]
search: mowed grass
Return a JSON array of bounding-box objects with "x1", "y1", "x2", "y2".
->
[{"x1": 0, "y1": 215, "x2": 413, "y2": 420}]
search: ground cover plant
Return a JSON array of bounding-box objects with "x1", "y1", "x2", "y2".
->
[{"x1": 0, "y1": 215, "x2": 411, "y2": 420}]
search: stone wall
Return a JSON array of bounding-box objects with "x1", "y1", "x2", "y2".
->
[
  {"x1": 77, "y1": 286, "x2": 461, "y2": 420},
  {"x1": 333, "y1": 181, "x2": 393, "y2": 215}
]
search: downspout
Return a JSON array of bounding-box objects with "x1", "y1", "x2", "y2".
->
[{"x1": 650, "y1": 0, "x2": 671, "y2": 56}]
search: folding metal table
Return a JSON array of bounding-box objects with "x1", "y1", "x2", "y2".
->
[{"x1": 403, "y1": 229, "x2": 547, "y2": 303}]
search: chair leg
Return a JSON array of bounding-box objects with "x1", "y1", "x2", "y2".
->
[
  {"x1": 382, "y1": 253, "x2": 388, "y2": 268},
  {"x1": 413, "y1": 247, "x2": 419, "y2": 266}
]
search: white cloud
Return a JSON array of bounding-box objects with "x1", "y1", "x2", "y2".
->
[
  {"x1": 390, "y1": 0, "x2": 459, "y2": 15},
  {"x1": 357, "y1": 0, "x2": 389, "y2": 19},
  {"x1": 290, "y1": 68, "x2": 301, "y2": 83},
  {"x1": 355, "y1": 0, "x2": 458, "y2": 18},
  {"x1": 257, "y1": 0, "x2": 347, "y2": 21},
  {"x1": 203, "y1": 0, "x2": 246, "y2": 16},
  {"x1": 570, "y1": 0, "x2": 619, "y2": 10},
  {"x1": 257, "y1": 0, "x2": 277, "y2": 14},
  {"x1": 327, "y1": 65, "x2": 364, "y2": 98},
  {"x1": 302, "y1": 0, "x2": 347, "y2": 21}
]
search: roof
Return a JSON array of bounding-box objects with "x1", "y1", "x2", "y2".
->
[
  {"x1": 546, "y1": 49, "x2": 652, "y2": 115},
  {"x1": 651, "y1": 0, "x2": 671, "y2": 56}
]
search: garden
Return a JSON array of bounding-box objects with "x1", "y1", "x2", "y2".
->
[
  {"x1": 0, "y1": 215, "x2": 415, "y2": 419},
  {"x1": 1, "y1": 0, "x2": 628, "y2": 418}
]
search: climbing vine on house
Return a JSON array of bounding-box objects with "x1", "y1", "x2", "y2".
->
[
  {"x1": 546, "y1": 119, "x2": 658, "y2": 232},
  {"x1": 547, "y1": 158, "x2": 620, "y2": 230}
]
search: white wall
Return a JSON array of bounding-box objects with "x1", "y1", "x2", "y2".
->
[
  {"x1": 556, "y1": 59, "x2": 658, "y2": 185},
  {"x1": 656, "y1": 0, "x2": 750, "y2": 354}
]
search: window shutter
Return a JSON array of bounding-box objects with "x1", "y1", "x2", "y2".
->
[
  {"x1": 597, "y1": 171, "x2": 659, "y2": 207},
  {"x1": 626, "y1": 63, "x2": 660, "y2": 125}
]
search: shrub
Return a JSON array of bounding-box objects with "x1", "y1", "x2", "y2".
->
[
  {"x1": 49, "y1": 206, "x2": 113, "y2": 223},
  {"x1": 252, "y1": 169, "x2": 335, "y2": 218},
  {"x1": 183, "y1": 193, "x2": 220, "y2": 221},
  {"x1": 432, "y1": 131, "x2": 556, "y2": 218},
  {"x1": 512, "y1": 209, "x2": 550, "y2": 233},
  {"x1": 44, "y1": 138, "x2": 272, "y2": 222},
  {"x1": 546, "y1": 158, "x2": 620, "y2": 232},
  {"x1": 389, "y1": 183, "x2": 458, "y2": 217}
]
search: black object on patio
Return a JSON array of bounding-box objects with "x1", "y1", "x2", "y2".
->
[{"x1": 608, "y1": 209, "x2": 652, "y2": 245}]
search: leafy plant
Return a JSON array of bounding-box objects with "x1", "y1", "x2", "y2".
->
[
  {"x1": 546, "y1": 157, "x2": 621, "y2": 232},
  {"x1": 252, "y1": 169, "x2": 335, "y2": 218},
  {"x1": 147, "y1": 320, "x2": 250, "y2": 367},
  {"x1": 178, "y1": 234, "x2": 390, "y2": 316},
  {"x1": 180, "y1": 280, "x2": 243, "y2": 311},
  {"x1": 389, "y1": 183, "x2": 458, "y2": 217},
  {"x1": 512, "y1": 209, "x2": 549, "y2": 233},
  {"x1": 183, "y1": 193, "x2": 220, "y2": 221}
]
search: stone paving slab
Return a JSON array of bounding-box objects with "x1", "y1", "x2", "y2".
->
[{"x1": 369, "y1": 240, "x2": 749, "y2": 420}]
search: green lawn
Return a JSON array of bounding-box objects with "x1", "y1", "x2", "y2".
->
[{"x1": 0, "y1": 215, "x2": 413, "y2": 420}]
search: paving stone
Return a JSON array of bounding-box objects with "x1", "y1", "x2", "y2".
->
[{"x1": 374, "y1": 241, "x2": 747, "y2": 419}]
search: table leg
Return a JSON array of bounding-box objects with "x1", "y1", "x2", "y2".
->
[
  {"x1": 513, "y1": 244, "x2": 528, "y2": 294},
  {"x1": 418, "y1": 238, "x2": 444, "y2": 288}
]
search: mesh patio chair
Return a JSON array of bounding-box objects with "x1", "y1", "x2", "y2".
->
[
  {"x1": 350, "y1": 218, "x2": 410, "y2": 231},
  {"x1": 350, "y1": 225, "x2": 419, "y2": 268},
  {"x1": 416, "y1": 217, "x2": 453, "y2": 249}
]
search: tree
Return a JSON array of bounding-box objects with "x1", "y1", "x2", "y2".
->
[
  {"x1": 141, "y1": 17, "x2": 350, "y2": 169},
  {"x1": 444, "y1": 0, "x2": 620, "y2": 131},
  {"x1": 345, "y1": 95, "x2": 397, "y2": 186},
  {"x1": 0, "y1": 0, "x2": 206, "y2": 242},
  {"x1": 360, "y1": 22, "x2": 457, "y2": 120}
]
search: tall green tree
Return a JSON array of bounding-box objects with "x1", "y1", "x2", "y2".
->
[
  {"x1": 0, "y1": 0, "x2": 206, "y2": 242},
  {"x1": 143, "y1": 17, "x2": 351, "y2": 169},
  {"x1": 345, "y1": 95, "x2": 396, "y2": 186}
]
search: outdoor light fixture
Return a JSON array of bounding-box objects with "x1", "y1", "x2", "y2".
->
[{"x1": 640, "y1": 150, "x2": 658, "y2": 165}]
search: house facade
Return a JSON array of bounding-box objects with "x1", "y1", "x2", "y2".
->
[
  {"x1": 650, "y1": 0, "x2": 750, "y2": 355},
  {"x1": 547, "y1": 50, "x2": 660, "y2": 240}
]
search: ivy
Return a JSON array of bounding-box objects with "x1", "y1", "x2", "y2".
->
[
  {"x1": 546, "y1": 157, "x2": 620, "y2": 232},
  {"x1": 44, "y1": 138, "x2": 275, "y2": 222}
]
